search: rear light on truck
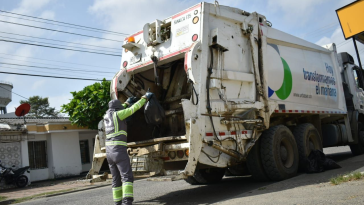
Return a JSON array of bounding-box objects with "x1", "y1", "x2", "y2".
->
[
  {"x1": 177, "y1": 150, "x2": 184, "y2": 158},
  {"x1": 168, "y1": 151, "x2": 176, "y2": 159},
  {"x1": 193, "y1": 16, "x2": 199, "y2": 24},
  {"x1": 192, "y1": 34, "x2": 198, "y2": 42},
  {"x1": 123, "y1": 61, "x2": 128, "y2": 68},
  {"x1": 185, "y1": 149, "x2": 189, "y2": 157}
]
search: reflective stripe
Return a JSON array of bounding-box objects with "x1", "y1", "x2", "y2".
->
[
  {"x1": 113, "y1": 112, "x2": 119, "y2": 132},
  {"x1": 122, "y1": 182, "x2": 133, "y2": 198},
  {"x1": 106, "y1": 141, "x2": 127, "y2": 146},
  {"x1": 113, "y1": 197, "x2": 122, "y2": 202},
  {"x1": 106, "y1": 130, "x2": 127, "y2": 139},
  {"x1": 112, "y1": 186, "x2": 123, "y2": 202}
]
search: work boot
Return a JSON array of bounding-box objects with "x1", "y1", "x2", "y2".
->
[{"x1": 122, "y1": 197, "x2": 133, "y2": 205}]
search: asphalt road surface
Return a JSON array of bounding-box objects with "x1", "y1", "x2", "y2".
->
[{"x1": 19, "y1": 146, "x2": 355, "y2": 205}]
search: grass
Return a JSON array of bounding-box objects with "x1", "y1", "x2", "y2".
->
[
  {"x1": 0, "y1": 196, "x2": 8, "y2": 201},
  {"x1": 330, "y1": 172, "x2": 364, "y2": 185},
  {"x1": 11, "y1": 188, "x2": 75, "y2": 204}
]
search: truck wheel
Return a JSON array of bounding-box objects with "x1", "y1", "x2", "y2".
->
[
  {"x1": 225, "y1": 163, "x2": 248, "y2": 176},
  {"x1": 260, "y1": 125, "x2": 299, "y2": 181},
  {"x1": 293, "y1": 123, "x2": 322, "y2": 169},
  {"x1": 193, "y1": 168, "x2": 225, "y2": 184},
  {"x1": 184, "y1": 176, "x2": 199, "y2": 185},
  {"x1": 350, "y1": 131, "x2": 364, "y2": 155},
  {"x1": 246, "y1": 139, "x2": 269, "y2": 181}
]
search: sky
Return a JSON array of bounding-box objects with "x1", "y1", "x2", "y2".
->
[{"x1": 0, "y1": 0, "x2": 363, "y2": 115}]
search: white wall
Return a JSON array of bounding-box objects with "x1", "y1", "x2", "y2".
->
[
  {"x1": 25, "y1": 130, "x2": 96, "y2": 182},
  {"x1": 46, "y1": 134, "x2": 54, "y2": 179},
  {"x1": 79, "y1": 132, "x2": 97, "y2": 172},
  {"x1": 50, "y1": 132, "x2": 82, "y2": 178},
  {"x1": 20, "y1": 138, "x2": 30, "y2": 184}
]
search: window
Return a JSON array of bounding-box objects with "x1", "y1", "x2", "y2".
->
[
  {"x1": 28, "y1": 141, "x2": 47, "y2": 170},
  {"x1": 79, "y1": 140, "x2": 90, "y2": 164}
]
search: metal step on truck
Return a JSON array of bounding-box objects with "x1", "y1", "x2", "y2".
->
[{"x1": 87, "y1": 2, "x2": 364, "y2": 184}]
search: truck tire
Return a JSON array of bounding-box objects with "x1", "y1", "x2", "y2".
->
[
  {"x1": 193, "y1": 168, "x2": 225, "y2": 184},
  {"x1": 260, "y1": 125, "x2": 299, "y2": 181},
  {"x1": 293, "y1": 123, "x2": 322, "y2": 169},
  {"x1": 225, "y1": 163, "x2": 249, "y2": 176},
  {"x1": 246, "y1": 139, "x2": 269, "y2": 181},
  {"x1": 184, "y1": 176, "x2": 199, "y2": 185},
  {"x1": 350, "y1": 131, "x2": 364, "y2": 156}
]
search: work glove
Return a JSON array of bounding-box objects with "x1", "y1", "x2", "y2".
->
[
  {"x1": 142, "y1": 91, "x2": 154, "y2": 101},
  {"x1": 125, "y1": 97, "x2": 138, "y2": 106}
]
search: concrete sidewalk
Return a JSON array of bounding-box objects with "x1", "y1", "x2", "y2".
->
[
  {"x1": 0, "y1": 176, "x2": 111, "y2": 203},
  {"x1": 214, "y1": 154, "x2": 364, "y2": 205}
]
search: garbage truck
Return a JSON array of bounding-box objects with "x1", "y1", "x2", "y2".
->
[{"x1": 87, "y1": 2, "x2": 364, "y2": 184}]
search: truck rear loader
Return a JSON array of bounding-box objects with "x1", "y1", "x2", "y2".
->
[{"x1": 87, "y1": 2, "x2": 364, "y2": 184}]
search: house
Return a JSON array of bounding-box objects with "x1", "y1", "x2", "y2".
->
[{"x1": 0, "y1": 114, "x2": 97, "y2": 183}]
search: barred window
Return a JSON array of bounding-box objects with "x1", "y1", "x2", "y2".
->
[
  {"x1": 28, "y1": 141, "x2": 47, "y2": 170},
  {"x1": 79, "y1": 140, "x2": 90, "y2": 164}
]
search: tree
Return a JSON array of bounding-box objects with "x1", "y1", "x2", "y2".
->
[
  {"x1": 61, "y1": 79, "x2": 110, "y2": 130},
  {"x1": 20, "y1": 96, "x2": 60, "y2": 118}
]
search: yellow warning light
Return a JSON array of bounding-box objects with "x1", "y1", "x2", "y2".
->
[{"x1": 127, "y1": 37, "x2": 135, "y2": 43}]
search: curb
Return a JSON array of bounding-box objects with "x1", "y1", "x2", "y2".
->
[
  {"x1": 0, "y1": 183, "x2": 111, "y2": 205},
  {"x1": 45, "y1": 183, "x2": 111, "y2": 198}
]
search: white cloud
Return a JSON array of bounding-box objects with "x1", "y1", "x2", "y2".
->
[
  {"x1": 31, "y1": 80, "x2": 46, "y2": 90},
  {"x1": 40, "y1": 10, "x2": 55, "y2": 19},
  {"x1": 316, "y1": 26, "x2": 364, "y2": 66},
  {"x1": 14, "y1": 0, "x2": 53, "y2": 14},
  {"x1": 48, "y1": 94, "x2": 72, "y2": 111},
  {"x1": 266, "y1": 0, "x2": 329, "y2": 25}
]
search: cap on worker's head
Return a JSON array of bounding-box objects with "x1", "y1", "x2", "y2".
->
[{"x1": 108, "y1": 99, "x2": 124, "y2": 110}]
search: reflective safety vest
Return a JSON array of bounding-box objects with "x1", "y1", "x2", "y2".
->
[{"x1": 104, "y1": 98, "x2": 146, "y2": 146}]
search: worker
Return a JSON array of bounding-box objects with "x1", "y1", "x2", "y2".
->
[{"x1": 104, "y1": 92, "x2": 153, "y2": 205}]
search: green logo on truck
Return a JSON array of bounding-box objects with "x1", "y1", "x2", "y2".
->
[{"x1": 267, "y1": 44, "x2": 292, "y2": 100}]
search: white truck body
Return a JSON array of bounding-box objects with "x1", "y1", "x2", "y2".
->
[{"x1": 88, "y1": 2, "x2": 364, "y2": 182}]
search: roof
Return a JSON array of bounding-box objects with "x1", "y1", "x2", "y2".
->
[
  {"x1": 0, "y1": 112, "x2": 17, "y2": 118},
  {"x1": 0, "y1": 113, "x2": 70, "y2": 125},
  {"x1": 0, "y1": 123, "x2": 26, "y2": 132}
]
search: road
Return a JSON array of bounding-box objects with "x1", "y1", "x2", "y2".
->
[{"x1": 19, "y1": 146, "x2": 359, "y2": 205}]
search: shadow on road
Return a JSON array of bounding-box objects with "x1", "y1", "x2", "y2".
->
[
  {"x1": 135, "y1": 176, "x2": 271, "y2": 205},
  {"x1": 135, "y1": 151, "x2": 363, "y2": 205}
]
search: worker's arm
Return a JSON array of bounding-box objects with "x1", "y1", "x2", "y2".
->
[{"x1": 116, "y1": 98, "x2": 147, "y2": 121}]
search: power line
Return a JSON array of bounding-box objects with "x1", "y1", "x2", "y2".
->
[
  {"x1": 0, "y1": 65, "x2": 99, "y2": 78},
  {"x1": 0, "y1": 62, "x2": 115, "y2": 74},
  {"x1": 308, "y1": 27, "x2": 338, "y2": 39},
  {"x1": 0, "y1": 39, "x2": 121, "y2": 57},
  {"x1": 0, "y1": 20, "x2": 125, "y2": 43},
  {"x1": 0, "y1": 35, "x2": 121, "y2": 55},
  {"x1": 0, "y1": 13, "x2": 127, "y2": 37},
  {"x1": 0, "y1": 85, "x2": 28, "y2": 100},
  {"x1": 0, "y1": 71, "x2": 109, "y2": 81},
  {"x1": 337, "y1": 40, "x2": 351, "y2": 48},
  {"x1": 0, "y1": 31, "x2": 122, "y2": 51},
  {"x1": 0, "y1": 10, "x2": 129, "y2": 36},
  {"x1": 0, "y1": 56, "x2": 117, "y2": 73},
  {"x1": 304, "y1": 22, "x2": 338, "y2": 36},
  {"x1": 0, "y1": 52, "x2": 116, "y2": 70}
]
